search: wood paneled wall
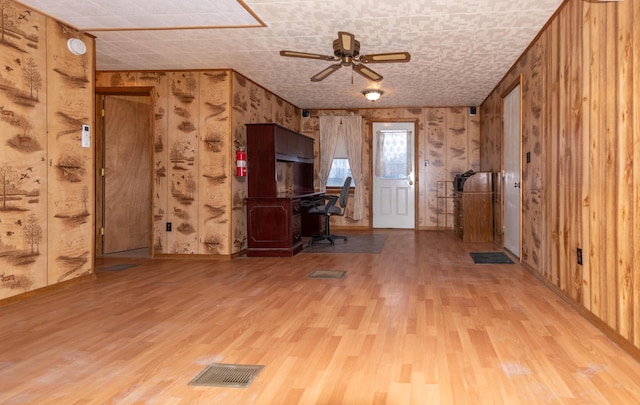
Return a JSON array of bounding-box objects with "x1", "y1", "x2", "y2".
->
[
  {"x1": 303, "y1": 107, "x2": 480, "y2": 229},
  {"x1": 0, "y1": 0, "x2": 95, "y2": 301},
  {"x1": 96, "y1": 71, "x2": 233, "y2": 256},
  {"x1": 95, "y1": 70, "x2": 300, "y2": 257},
  {"x1": 481, "y1": 0, "x2": 640, "y2": 351},
  {"x1": 229, "y1": 73, "x2": 301, "y2": 253}
]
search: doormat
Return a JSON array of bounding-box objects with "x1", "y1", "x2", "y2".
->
[
  {"x1": 100, "y1": 263, "x2": 139, "y2": 271},
  {"x1": 470, "y1": 252, "x2": 514, "y2": 264},
  {"x1": 189, "y1": 363, "x2": 264, "y2": 388},
  {"x1": 303, "y1": 234, "x2": 386, "y2": 254},
  {"x1": 307, "y1": 270, "x2": 346, "y2": 279}
]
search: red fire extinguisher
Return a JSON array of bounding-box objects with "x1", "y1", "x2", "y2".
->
[{"x1": 236, "y1": 148, "x2": 247, "y2": 177}]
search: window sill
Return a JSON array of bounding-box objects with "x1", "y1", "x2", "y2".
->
[{"x1": 326, "y1": 186, "x2": 355, "y2": 193}]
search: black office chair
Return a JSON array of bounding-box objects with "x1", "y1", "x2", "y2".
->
[{"x1": 308, "y1": 177, "x2": 352, "y2": 246}]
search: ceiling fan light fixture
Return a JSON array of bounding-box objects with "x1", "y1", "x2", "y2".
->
[
  {"x1": 280, "y1": 31, "x2": 408, "y2": 82},
  {"x1": 362, "y1": 89, "x2": 383, "y2": 102}
]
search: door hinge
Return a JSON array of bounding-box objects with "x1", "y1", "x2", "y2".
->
[
  {"x1": 101, "y1": 167, "x2": 105, "y2": 177},
  {"x1": 101, "y1": 108, "x2": 105, "y2": 117},
  {"x1": 100, "y1": 227, "x2": 105, "y2": 236}
]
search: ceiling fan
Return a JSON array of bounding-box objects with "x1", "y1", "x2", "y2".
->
[{"x1": 279, "y1": 31, "x2": 411, "y2": 82}]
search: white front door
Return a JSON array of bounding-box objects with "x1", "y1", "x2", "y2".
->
[
  {"x1": 372, "y1": 122, "x2": 415, "y2": 229},
  {"x1": 503, "y1": 84, "x2": 521, "y2": 257}
]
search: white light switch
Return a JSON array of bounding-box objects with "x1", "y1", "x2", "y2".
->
[{"x1": 81, "y1": 124, "x2": 90, "y2": 148}]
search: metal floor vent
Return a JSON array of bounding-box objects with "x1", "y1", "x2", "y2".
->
[
  {"x1": 307, "y1": 270, "x2": 346, "y2": 279},
  {"x1": 188, "y1": 363, "x2": 264, "y2": 388}
]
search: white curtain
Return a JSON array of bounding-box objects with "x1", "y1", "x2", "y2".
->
[
  {"x1": 318, "y1": 114, "x2": 363, "y2": 220},
  {"x1": 343, "y1": 115, "x2": 363, "y2": 220},
  {"x1": 375, "y1": 129, "x2": 413, "y2": 178},
  {"x1": 318, "y1": 115, "x2": 341, "y2": 190}
]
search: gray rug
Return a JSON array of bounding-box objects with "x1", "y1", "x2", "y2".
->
[
  {"x1": 99, "y1": 263, "x2": 140, "y2": 271},
  {"x1": 302, "y1": 234, "x2": 386, "y2": 254},
  {"x1": 470, "y1": 252, "x2": 514, "y2": 264}
]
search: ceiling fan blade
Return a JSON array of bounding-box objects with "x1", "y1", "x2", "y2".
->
[
  {"x1": 311, "y1": 63, "x2": 342, "y2": 82},
  {"x1": 337, "y1": 31, "x2": 356, "y2": 55},
  {"x1": 280, "y1": 50, "x2": 335, "y2": 61},
  {"x1": 352, "y1": 63, "x2": 383, "y2": 82},
  {"x1": 359, "y1": 52, "x2": 411, "y2": 63}
]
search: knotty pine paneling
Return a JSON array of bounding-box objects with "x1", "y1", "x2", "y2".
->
[
  {"x1": 0, "y1": 4, "x2": 48, "y2": 297},
  {"x1": 198, "y1": 72, "x2": 231, "y2": 255},
  {"x1": 480, "y1": 0, "x2": 640, "y2": 351},
  {"x1": 166, "y1": 72, "x2": 200, "y2": 254},
  {"x1": 230, "y1": 72, "x2": 301, "y2": 254},
  {"x1": 304, "y1": 107, "x2": 480, "y2": 230},
  {"x1": 153, "y1": 72, "x2": 170, "y2": 255},
  {"x1": 43, "y1": 22, "x2": 96, "y2": 279},
  {"x1": 0, "y1": 0, "x2": 95, "y2": 301},
  {"x1": 96, "y1": 70, "x2": 299, "y2": 257}
]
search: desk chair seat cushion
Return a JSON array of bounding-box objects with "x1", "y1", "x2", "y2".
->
[{"x1": 308, "y1": 204, "x2": 342, "y2": 216}]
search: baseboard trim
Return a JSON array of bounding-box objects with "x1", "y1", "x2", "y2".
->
[
  {"x1": 0, "y1": 273, "x2": 96, "y2": 309},
  {"x1": 522, "y1": 262, "x2": 640, "y2": 363},
  {"x1": 151, "y1": 253, "x2": 234, "y2": 260}
]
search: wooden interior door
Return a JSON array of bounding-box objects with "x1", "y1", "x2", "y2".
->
[{"x1": 102, "y1": 94, "x2": 151, "y2": 254}]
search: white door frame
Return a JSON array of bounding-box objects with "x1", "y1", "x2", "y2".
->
[
  {"x1": 371, "y1": 120, "x2": 417, "y2": 229},
  {"x1": 502, "y1": 78, "x2": 522, "y2": 258}
]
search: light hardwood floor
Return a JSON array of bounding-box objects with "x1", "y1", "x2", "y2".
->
[{"x1": 1, "y1": 230, "x2": 639, "y2": 404}]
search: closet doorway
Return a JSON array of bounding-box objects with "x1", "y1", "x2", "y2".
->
[
  {"x1": 95, "y1": 88, "x2": 153, "y2": 255},
  {"x1": 502, "y1": 80, "x2": 522, "y2": 258}
]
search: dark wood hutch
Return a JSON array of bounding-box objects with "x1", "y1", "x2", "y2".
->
[{"x1": 246, "y1": 123, "x2": 322, "y2": 257}]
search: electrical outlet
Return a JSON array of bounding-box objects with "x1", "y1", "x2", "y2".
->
[
  {"x1": 577, "y1": 248, "x2": 582, "y2": 265},
  {"x1": 166, "y1": 222, "x2": 172, "y2": 232}
]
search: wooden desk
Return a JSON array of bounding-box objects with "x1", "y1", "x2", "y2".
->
[
  {"x1": 246, "y1": 193, "x2": 323, "y2": 257},
  {"x1": 245, "y1": 123, "x2": 317, "y2": 257}
]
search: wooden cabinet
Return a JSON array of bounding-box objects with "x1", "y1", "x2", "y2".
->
[
  {"x1": 246, "y1": 123, "x2": 317, "y2": 257},
  {"x1": 453, "y1": 172, "x2": 493, "y2": 243},
  {"x1": 247, "y1": 198, "x2": 302, "y2": 257},
  {"x1": 247, "y1": 123, "x2": 314, "y2": 198}
]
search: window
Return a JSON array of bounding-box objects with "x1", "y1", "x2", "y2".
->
[
  {"x1": 327, "y1": 158, "x2": 353, "y2": 187},
  {"x1": 326, "y1": 130, "x2": 355, "y2": 187},
  {"x1": 375, "y1": 129, "x2": 411, "y2": 179}
]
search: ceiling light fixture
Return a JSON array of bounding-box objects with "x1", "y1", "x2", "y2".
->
[{"x1": 362, "y1": 89, "x2": 383, "y2": 102}]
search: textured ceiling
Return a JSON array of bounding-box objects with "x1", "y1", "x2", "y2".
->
[{"x1": 19, "y1": 0, "x2": 566, "y2": 109}]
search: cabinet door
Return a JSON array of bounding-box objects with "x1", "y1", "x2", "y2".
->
[
  {"x1": 247, "y1": 200, "x2": 290, "y2": 247},
  {"x1": 298, "y1": 135, "x2": 313, "y2": 159},
  {"x1": 275, "y1": 129, "x2": 289, "y2": 156}
]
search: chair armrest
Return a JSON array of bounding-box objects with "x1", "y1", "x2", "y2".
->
[
  {"x1": 306, "y1": 195, "x2": 339, "y2": 214},
  {"x1": 303, "y1": 195, "x2": 336, "y2": 207}
]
